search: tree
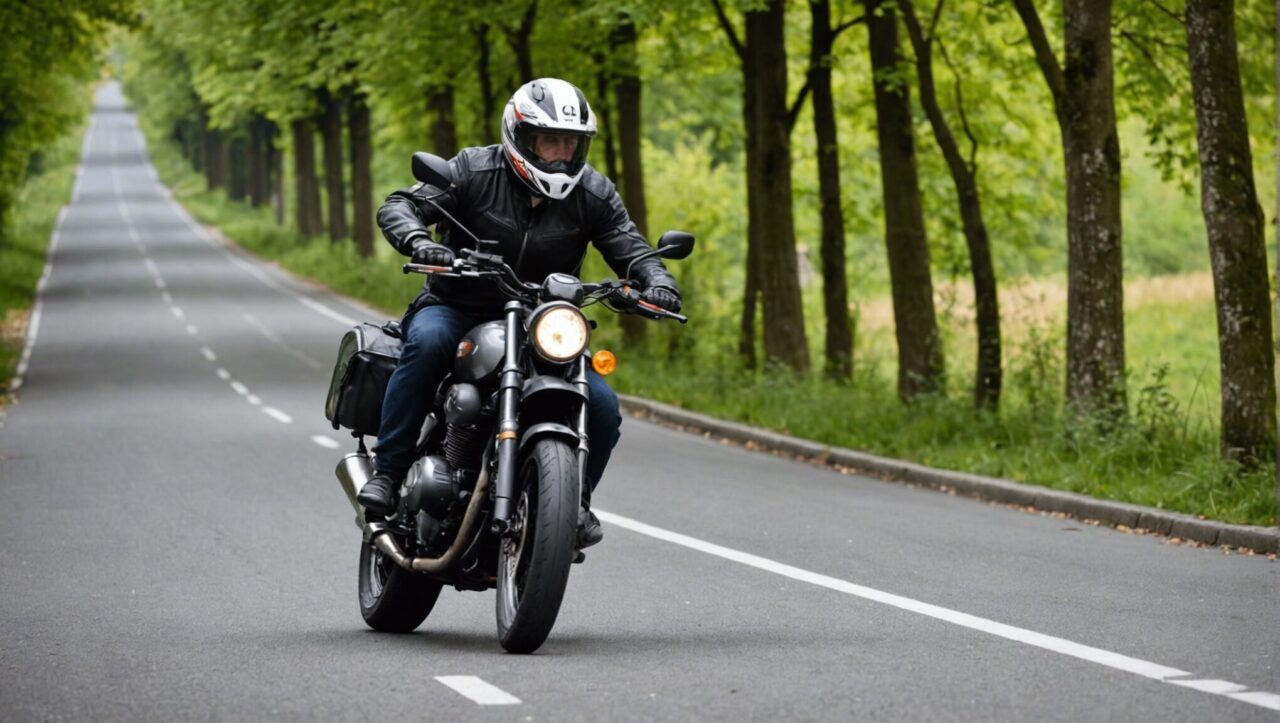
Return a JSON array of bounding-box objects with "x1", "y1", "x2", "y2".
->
[
  {"x1": 902, "y1": 0, "x2": 1001, "y2": 409},
  {"x1": 712, "y1": 0, "x2": 810, "y2": 373},
  {"x1": 1185, "y1": 0, "x2": 1276, "y2": 465},
  {"x1": 1013, "y1": 0, "x2": 1125, "y2": 416},
  {"x1": 318, "y1": 86, "x2": 349, "y2": 241},
  {"x1": 866, "y1": 0, "x2": 944, "y2": 400},
  {"x1": 806, "y1": 0, "x2": 861, "y2": 380},
  {"x1": 612, "y1": 13, "x2": 650, "y2": 346}
]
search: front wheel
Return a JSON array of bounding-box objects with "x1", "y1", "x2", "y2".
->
[
  {"x1": 358, "y1": 536, "x2": 443, "y2": 632},
  {"x1": 496, "y1": 438, "x2": 579, "y2": 653}
]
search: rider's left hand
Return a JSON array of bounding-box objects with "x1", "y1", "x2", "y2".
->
[{"x1": 641, "y1": 286, "x2": 682, "y2": 313}]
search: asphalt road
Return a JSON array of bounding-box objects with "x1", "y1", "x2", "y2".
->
[{"x1": 1, "y1": 83, "x2": 1276, "y2": 722}]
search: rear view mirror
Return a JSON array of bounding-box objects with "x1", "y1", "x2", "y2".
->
[
  {"x1": 656, "y1": 231, "x2": 695, "y2": 260},
  {"x1": 412, "y1": 152, "x2": 453, "y2": 189}
]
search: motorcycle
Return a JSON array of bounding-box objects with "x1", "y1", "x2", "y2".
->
[{"x1": 326, "y1": 151, "x2": 693, "y2": 653}]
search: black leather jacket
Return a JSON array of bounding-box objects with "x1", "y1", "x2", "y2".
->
[{"x1": 377, "y1": 145, "x2": 679, "y2": 317}]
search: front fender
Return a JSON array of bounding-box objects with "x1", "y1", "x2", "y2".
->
[
  {"x1": 518, "y1": 422, "x2": 580, "y2": 452},
  {"x1": 519, "y1": 375, "x2": 587, "y2": 426}
]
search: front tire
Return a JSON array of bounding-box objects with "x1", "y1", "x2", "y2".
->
[
  {"x1": 496, "y1": 438, "x2": 579, "y2": 653},
  {"x1": 358, "y1": 536, "x2": 443, "y2": 632}
]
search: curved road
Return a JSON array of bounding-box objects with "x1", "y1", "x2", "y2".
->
[{"x1": 1, "y1": 84, "x2": 1276, "y2": 721}]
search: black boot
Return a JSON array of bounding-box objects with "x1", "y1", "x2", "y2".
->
[
  {"x1": 357, "y1": 473, "x2": 399, "y2": 517},
  {"x1": 577, "y1": 503, "x2": 603, "y2": 549}
]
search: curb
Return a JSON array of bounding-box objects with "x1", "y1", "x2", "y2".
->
[{"x1": 619, "y1": 395, "x2": 1280, "y2": 555}]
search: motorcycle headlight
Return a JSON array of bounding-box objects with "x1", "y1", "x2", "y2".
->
[{"x1": 530, "y1": 304, "x2": 590, "y2": 363}]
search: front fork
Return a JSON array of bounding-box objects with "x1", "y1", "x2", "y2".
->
[{"x1": 491, "y1": 302, "x2": 524, "y2": 534}]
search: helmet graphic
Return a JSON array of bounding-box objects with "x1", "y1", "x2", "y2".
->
[{"x1": 500, "y1": 78, "x2": 597, "y2": 200}]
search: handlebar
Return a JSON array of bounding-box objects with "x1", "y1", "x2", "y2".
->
[{"x1": 403, "y1": 260, "x2": 687, "y2": 324}]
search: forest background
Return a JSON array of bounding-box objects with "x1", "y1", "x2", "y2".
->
[{"x1": 2, "y1": 0, "x2": 1277, "y2": 526}]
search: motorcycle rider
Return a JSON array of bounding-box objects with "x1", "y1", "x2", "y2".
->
[{"x1": 357, "y1": 78, "x2": 682, "y2": 549}]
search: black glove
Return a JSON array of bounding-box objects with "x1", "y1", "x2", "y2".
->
[
  {"x1": 641, "y1": 285, "x2": 682, "y2": 313},
  {"x1": 410, "y1": 235, "x2": 455, "y2": 267}
]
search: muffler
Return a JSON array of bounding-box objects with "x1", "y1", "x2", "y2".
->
[{"x1": 336, "y1": 452, "x2": 372, "y2": 528}]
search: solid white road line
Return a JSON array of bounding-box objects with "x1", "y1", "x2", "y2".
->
[
  {"x1": 434, "y1": 676, "x2": 521, "y2": 705},
  {"x1": 261, "y1": 407, "x2": 292, "y2": 424},
  {"x1": 594, "y1": 510, "x2": 1280, "y2": 713},
  {"x1": 9, "y1": 205, "x2": 68, "y2": 394},
  {"x1": 310, "y1": 435, "x2": 340, "y2": 449}
]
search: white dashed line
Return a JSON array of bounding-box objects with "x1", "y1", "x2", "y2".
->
[
  {"x1": 310, "y1": 435, "x2": 341, "y2": 449},
  {"x1": 161, "y1": 291, "x2": 173, "y2": 305},
  {"x1": 261, "y1": 407, "x2": 292, "y2": 424},
  {"x1": 216, "y1": 368, "x2": 231, "y2": 381},
  {"x1": 200, "y1": 346, "x2": 216, "y2": 362},
  {"x1": 434, "y1": 677, "x2": 521, "y2": 706},
  {"x1": 170, "y1": 306, "x2": 184, "y2": 320},
  {"x1": 230, "y1": 381, "x2": 249, "y2": 396},
  {"x1": 185, "y1": 324, "x2": 198, "y2": 335},
  {"x1": 246, "y1": 394, "x2": 261, "y2": 406},
  {"x1": 594, "y1": 510, "x2": 1280, "y2": 713},
  {"x1": 155, "y1": 278, "x2": 166, "y2": 289}
]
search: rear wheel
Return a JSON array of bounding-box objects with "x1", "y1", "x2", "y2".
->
[
  {"x1": 358, "y1": 536, "x2": 443, "y2": 632},
  {"x1": 496, "y1": 438, "x2": 579, "y2": 653}
]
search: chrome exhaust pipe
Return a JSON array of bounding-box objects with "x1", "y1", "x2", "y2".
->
[
  {"x1": 336, "y1": 452, "x2": 372, "y2": 528},
  {"x1": 364, "y1": 463, "x2": 492, "y2": 574}
]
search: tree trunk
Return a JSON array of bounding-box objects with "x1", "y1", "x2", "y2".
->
[
  {"x1": 292, "y1": 118, "x2": 323, "y2": 237},
  {"x1": 1186, "y1": 0, "x2": 1277, "y2": 464},
  {"x1": 227, "y1": 132, "x2": 249, "y2": 202},
  {"x1": 318, "y1": 88, "x2": 348, "y2": 242},
  {"x1": 613, "y1": 16, "x2": 648, "y2": 346},
  {"x1": 203, "y1": 128, "x2": 225, "y2": 191},
  {"x1": 747, "y1": 1, "x2": 809, "y2": 373},
  {"x1": 902, "y1": 0, "x2": 1001, "y2": 408},
  {"x1": 349, "y1": 90, "x2": 375, "y2": 258},
  {"x1": 507, "y1": 1, "x2": 537, "y2": 82},
  {"x1": 248, "y1": 115, "x2": 269, "y2": 207},
  {"x1": 474, "y1": 23, "x2": 498, "y2": 145},
  {"x1": 595, "y1": 67, "x2": 619, "y2": 182},
  {"x1": 1013, "y1": 0, "x2": 1125, "y2": 415},
  {"x1": 269, "y1": 121, "x2": 284, "y2": 225},
  {"x1": 809, "y1": 0, "x2": 854, "y2": 381},
  {"x1": 739, "y1": 43, "x2": 762, "y2": 370},
  {"x1": 427, "y1": 85, "x2": 458, "y2": 157},
  {"x1": 866, "y1": 0, "x2": 943, "y2": 400}
]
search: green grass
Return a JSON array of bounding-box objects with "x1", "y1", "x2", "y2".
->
[
  {"x1": 139, "y1": 124, "x2": 1277, "y2": 528},
  {"x1": 0, "y1": 125, "x2": 85, "y2": 402}
]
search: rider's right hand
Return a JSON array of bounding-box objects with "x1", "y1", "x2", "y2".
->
[{"x1": 410, "y1": 234, "x2": 456, "y2": 267}]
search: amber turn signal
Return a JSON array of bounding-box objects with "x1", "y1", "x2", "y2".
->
[{"x1": 592, "y1": 350, "x2": 618, "y2": 376}]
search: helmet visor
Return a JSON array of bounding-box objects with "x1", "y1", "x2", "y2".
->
[{"x1": 513, "y1": 126, "x2": 593, "y2": 177}]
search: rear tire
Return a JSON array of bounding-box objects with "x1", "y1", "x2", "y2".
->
[
  {"x1": 358, "y1": 537, "x2": 443, "y2": 632},
  {"x1": 496, "y1": 438, "x2": 579, "y2": 653}
]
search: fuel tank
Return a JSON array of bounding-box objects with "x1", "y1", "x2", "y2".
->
[{"x1": 454, "y1": 320, "x2": 505, "y2": 384}]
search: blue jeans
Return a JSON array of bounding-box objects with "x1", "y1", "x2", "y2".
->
[{"x1": 374, "y1": 304, "x2": 621, "y2": 495}]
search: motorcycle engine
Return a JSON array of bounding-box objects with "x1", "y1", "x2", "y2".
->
[{"x1": 442, "y1": 383, "x2": 494, "y2": 471}]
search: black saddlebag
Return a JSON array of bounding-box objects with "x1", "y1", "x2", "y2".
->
[{"x1": 325, "y1": 321, "x2": 403, "y2": 436}]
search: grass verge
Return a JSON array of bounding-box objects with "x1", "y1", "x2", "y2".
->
[
  {"x1": 0, "y1": 125, "x2": 86, "y2": 405},
  {"x1": 139, "y1": 126, "x2": 1277, "y2": 528}
]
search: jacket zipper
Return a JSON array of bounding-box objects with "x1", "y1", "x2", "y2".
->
[{"x1": 514, "y1": 229, "x2": 530, "y2": 275}]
